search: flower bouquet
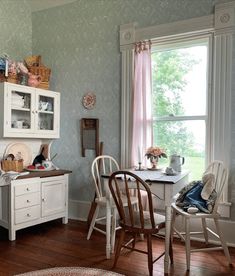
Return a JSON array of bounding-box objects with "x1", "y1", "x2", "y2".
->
[{"x1": 145, "y1": 146, "x2": 167, "y2": 169}]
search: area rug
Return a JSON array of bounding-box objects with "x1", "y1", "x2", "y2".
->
[{"x1": 16, "y1": 267, "x2": 124, "y2": 276}]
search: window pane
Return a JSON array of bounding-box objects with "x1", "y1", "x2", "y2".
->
[
  {"x1": 152, "y1": 45, "x2": 207, "y2": 117},
  {"x1": 153, "y1": 120, "x2": 205, "y2": 180}
]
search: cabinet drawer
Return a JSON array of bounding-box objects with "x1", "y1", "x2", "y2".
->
[
  {"x1": 15, "y1": 182, "x2": 40, "y2": 196},
  {"x1": 15, "y1": 192, "x2": 40, "y2": 210},
  {"x1": 15, "y1": 205, "x2": 40, "y2": 225}
]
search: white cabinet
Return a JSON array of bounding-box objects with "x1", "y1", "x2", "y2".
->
[
  {"x1": 0, "y1": 174, "x2": 68, "y2": 241},
  {"x1": 0, "y1": 82, "x2": 60, "y2": 138},
  {"x1": 41, "y1": 179, "x2": 66, "y2": 217}
]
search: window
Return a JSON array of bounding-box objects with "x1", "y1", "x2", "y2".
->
[{"x1": 151, "y1": 37, "x2": 211, "y2": 180}]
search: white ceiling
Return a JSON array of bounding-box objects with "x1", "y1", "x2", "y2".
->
[{"x1": 27, "y1": 0, "x2": 77, "y2": 12}]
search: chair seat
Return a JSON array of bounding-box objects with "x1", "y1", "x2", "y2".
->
[
  {"x1": 171, "y1": 202, "x2": 220, "y2": 219},
  {"x1": 121, "y1": 211, "x2": 165, "y2": 230}
]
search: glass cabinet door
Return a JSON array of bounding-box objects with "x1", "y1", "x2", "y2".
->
[
  {"x1": 35, "y1": 90, "x2": 59, "y2": 135},
  {"x1": 8, "y1": 86, "x2": 34, "y2": 133}
]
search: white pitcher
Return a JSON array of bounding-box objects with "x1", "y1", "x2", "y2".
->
[{"x1": 169, "y1": 154, "x2": 185, "y2": 172}]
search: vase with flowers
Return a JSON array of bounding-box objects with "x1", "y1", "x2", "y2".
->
[{"x1": 145, "y1": 146, "x2": 167, "y2": 170}]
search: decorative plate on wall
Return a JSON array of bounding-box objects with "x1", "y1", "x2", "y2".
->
[{"x1": 82, "y1": 92, "x2": 96, "y2": 110}]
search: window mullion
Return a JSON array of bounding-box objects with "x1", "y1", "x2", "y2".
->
[{"x1": 153, "y1": 115, "x2": 207, "y2": 122}]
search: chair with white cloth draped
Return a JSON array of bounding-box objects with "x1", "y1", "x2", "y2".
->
[{"x1": 171, "y1": 160, "x2": 232, "y2": 270}]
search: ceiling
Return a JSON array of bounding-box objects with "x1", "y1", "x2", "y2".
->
[{"x1": 27, "y1": 0, "x2": 77, "y2": 12}]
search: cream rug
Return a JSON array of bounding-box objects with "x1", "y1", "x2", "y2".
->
[{"x1": 16, "y1": 267, "x2": 124, "y2": 276}]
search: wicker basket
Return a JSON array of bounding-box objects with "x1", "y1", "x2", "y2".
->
[
  {"x1": 7, "y1": 74, "x2": 18, "y2": 84},
  {"x1": 24, "y1": 55, "x2": 41, "y2": 67},
  {"x1": 1, "y1": 159, "x2": 23, "y2": 172},
  {"x1": 37, "y1": 81, "x2": 49, "y2": 90},
  {"x1": 28, "y1": 66, "x2": 51, "y2": 82},
  {"x1": 0, "y1": 72, "x2": 7, "y2": 82}
]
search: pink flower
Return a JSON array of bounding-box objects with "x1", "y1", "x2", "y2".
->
[{"x1": 145, "y1": 146, "x2": 167, "y2": 159}]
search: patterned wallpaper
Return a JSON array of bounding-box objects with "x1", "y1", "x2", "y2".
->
[
  {"x1": 31, "y1": 0, "x2": 220, "y2": 203},
  {"x1": 0, "y1": 0, "x2": 32, "y2": 59},
  {"x1": 32, "y1": 0, "x2": 235, "y2": 207}
]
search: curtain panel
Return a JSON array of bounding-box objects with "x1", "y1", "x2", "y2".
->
[{"x1": 131, "y1": 41, "x2": 153, "y2": 167}]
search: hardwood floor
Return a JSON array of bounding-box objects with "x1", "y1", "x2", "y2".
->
[{"x1": 0, "y1": 219, "x2": 234, "y2": 276}]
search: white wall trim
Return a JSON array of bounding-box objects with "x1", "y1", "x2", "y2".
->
[
  {"x1": 136, "y1": 15, "x2": 214, "y2": 42},
  {"x1": 212, "y1": 1, "x2": 235, "y2": 203},
  {"x1": 68, "y1": 199, "x2": 90, "y2": 221},
  {"x1": 174, "y1": 215, "x2": 235, "y2": 247},
  {"x1": 120, "y1": 49, "x2": 134, "y2": 168}
]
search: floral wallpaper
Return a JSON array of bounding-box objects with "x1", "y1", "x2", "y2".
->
[
  {"x1": 31, "y1": 0, "x2": 235, "y2": 222},
  {"x1": 32, "y1": 0, "x2": 218, "y2": 203},
  {"x1": 0, "y1": 0, "x2": 32, "y2": 59}
]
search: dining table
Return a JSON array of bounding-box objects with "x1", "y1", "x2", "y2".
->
[{"x1": 102, "y1": 168, "x2": 189, "y2": 274}]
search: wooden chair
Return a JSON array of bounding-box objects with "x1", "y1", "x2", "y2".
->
[
  {"x1": 87, "y1": 155, "x2": 137, "y2": 259},
  {"x1": 108, "y1": 170, "x2": 173, "y2": 276},
  {"x1": 171, "y1": 160, "x2": 232, "y2": 270}
]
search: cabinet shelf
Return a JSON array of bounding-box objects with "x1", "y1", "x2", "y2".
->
[
  {"x1": 11, "y1": 107, "x2": 30, "y2": 112},
  {"x1": 38, "y1": 110, "x2": 54, "y2": 115}
]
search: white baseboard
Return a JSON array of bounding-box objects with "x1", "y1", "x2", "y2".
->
[
  {"x1": 174, "y1": 215, "x2": 235, "y2": 247},
  {"x1": 68, "y1": 200, "x2": 235, "y2": 247},
  {"x1": 68, "y1": 199, "x2": 91, "y2": 221}
]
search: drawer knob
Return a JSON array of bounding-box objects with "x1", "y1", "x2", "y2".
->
[
  {"x1": 27, "y1": 200, "x2": 30, "y2": 203},
  {"x1": 27, "y1": 214, "x2": 31, "y2": 217},
  {"x1": 42, "y1": 198, "x2": 46, "y2": 202},
  {"x1": 26, "y1": 188, "x2": 30, "y2": 191}
]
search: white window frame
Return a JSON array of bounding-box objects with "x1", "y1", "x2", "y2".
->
[
  {"x1": 151, "y1": 35, "x2": 212, "y2": 169},
  {"x1": 119, "y1": 2, "x2": 235, "y2": 217}
]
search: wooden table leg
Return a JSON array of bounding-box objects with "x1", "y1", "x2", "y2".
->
[{"x1": 164, "y1": 205, "x2": 171, "y2": 274}]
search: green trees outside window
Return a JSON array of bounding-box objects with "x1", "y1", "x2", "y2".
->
[{"x1": 152, "y1": 43, "x2": 208, "y2": 180}]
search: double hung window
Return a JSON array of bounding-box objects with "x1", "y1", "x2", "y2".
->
[{"x1": 151, "y1": 36, "x2": 211, "y2": 180}]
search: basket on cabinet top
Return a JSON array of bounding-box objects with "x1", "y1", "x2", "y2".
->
[{"x1": 1, "y1": 159, "x2": 23, "y2": 172}]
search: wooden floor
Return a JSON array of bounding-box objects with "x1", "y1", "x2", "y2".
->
[{"x1": 0, "y1": 219, "x2": 234, "y2": 276}]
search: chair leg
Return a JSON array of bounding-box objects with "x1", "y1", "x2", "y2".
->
[
  {"x1": 202, "y1": 218, "x2": 208, "y2": 245},
  {"x1": 111, "y1": 208, "x2": 117, "y2": 253},
  {"x1": 146, "y1": 234, "x2": 153, "y2": 276},
  {"x1": 185, "y1": 218, "x2": 191, "y2": 271},
  {"x1": 171, "y1": 208, "x2": 177, "y2": 244},
  {"x1": 106, "y1": 202, "x2": 112, "y2": 259},
  {"x1": 113, "y1": 228, "x2": 125, "y2": 268},
  {"x1": 169, "y1": 235, "x2": 174, "y2": 264},
  {"x1": 87, "y1": 205, "x2": 99, "y2": 240},
  {"x1": 132, "y1": 233, "x2": 137, "y2": 249},
  {"x1": 214, "y1": 218, "x2": 232, "y2": 264}
]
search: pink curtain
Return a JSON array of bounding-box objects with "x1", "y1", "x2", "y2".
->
[{"x1": 131, "y1": 41, "x2": 153, "y2": 167}]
